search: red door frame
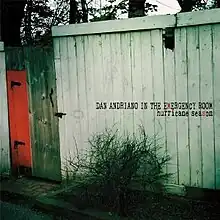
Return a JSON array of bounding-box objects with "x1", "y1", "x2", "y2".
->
[{"x1": 6, "y1": 70, "x2": 32, "y2": 176}]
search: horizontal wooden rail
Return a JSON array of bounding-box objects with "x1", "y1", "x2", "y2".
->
[{"x1": 52, "y1": 9, "x2": 220, "y2": 37}]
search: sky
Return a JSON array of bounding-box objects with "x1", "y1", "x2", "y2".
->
[
  {"x1": 92, "y1": 0, "x2": 182, "y2": 17},
  {"x1": 147, "y1": 0, "x2": 211, "y2": 15},
  {"x1": 49, "y1": 0, "x2": 182, "y2": 16},
  {"x1": 88, "y1": 0, "x2": 182, "y2": 19},
  {"x1": 94, "y1": 0, "x2": 212, "y2": 17},
  {"x1": 147, "y1": 0, "x2": 181, "y2": 15}
]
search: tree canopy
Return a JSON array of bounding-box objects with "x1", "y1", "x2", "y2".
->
[{"x1": 1, "y1": 0, "x2": 220, "y2": 46}]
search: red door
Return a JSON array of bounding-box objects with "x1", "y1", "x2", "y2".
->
[{"x1": 7, "y1": 70, "x2": 32, "y2": 176}]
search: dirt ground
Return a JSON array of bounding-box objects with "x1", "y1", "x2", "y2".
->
[{"x1": 57, "y1": 188, "x2": 220, "y2": 220}]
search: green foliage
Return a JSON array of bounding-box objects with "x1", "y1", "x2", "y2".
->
[
  {"x1": 64, "y1": 126, "x2": 172, "y2": 215},
  {"x1": 20, "y1": 0, "x2": 158, "y2": 44},
  {"x1": 15, "y1": 0, "x2": 220, "y2": 45},
  {"x1": 21, "y1": 0, "x2": 70, "y2": 46},
  {"x1": 177, "y1": 0, "x2": 219, "y2": 12}
]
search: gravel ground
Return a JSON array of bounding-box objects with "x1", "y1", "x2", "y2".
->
[{"x1": 0, "y1": 201, "x2": 53, "y2": 220}]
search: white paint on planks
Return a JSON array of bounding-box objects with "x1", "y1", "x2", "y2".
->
[
  {"x1": 186, "y1": 26, "x2": 202, "y2": 187},
  {"x1": 212, "y1": 24, "x2": 220, "y2": 189},
  {"x1": 174, "y1": 27, "x2": 190, "y2": 186},
  {"x1": 199, "y1": 25, "x2": 215, "y2": 189},
  {"x1": 164, "y1": 48, "x2": 178, "y2": 184},
  {"x1": 53, "y1": 21, "x2": 220, "y2": 189}
]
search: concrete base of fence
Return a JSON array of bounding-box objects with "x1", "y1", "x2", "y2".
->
[
  {"x1": 0, "y1": 41, "x2": 4, "y2": 51},
  {"x1": 163, "y1": 184, "x2": 186, "y2": 196},
  {"x1": 1, "y1": 176, "x2": 220, "y2": 219},
  {"x1": 0, "y1": 172, "x2": 10, "y2": 181},
  {"x1": 1, "y1": 189, "x2": 125, "y2": 220},
  {"x1": 185, "y1": 186, "x2": 220, "y2": 202},
  {"x1": 35, "y1": 196, "x2": 124, "y2": 220},
  {"x1": 0, "y1": 177, "x2": 125, "y2": 220},
  {"x1": 128, "y1": 182, "x2": 187, "y2": 197}
]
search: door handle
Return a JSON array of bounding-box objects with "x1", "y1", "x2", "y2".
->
[
  {"x1": 11, "y1": 81, "x2": 21, "y2": 89},
  {"x1": 14, "y1": 140, "x2": 25, "y2": 149},
  {"x1": 54, "y1": 112, "x2": 67, "y2": 118}
]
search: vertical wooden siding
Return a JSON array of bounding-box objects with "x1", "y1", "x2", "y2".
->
[
  {"x1": 171, "y1": 24, "x2": 220, "y2": 189},
  {"x1": 5, "y1": 47, "x2": 61, "y2": 181},
  {"x1": 54, "y1": 24, "x2": 220, "y2": 189},
  {"x1": 53, "y1": 30, "x2": 164, "y2": 178},
  {"x1": 0, "y1": 42, "x2": 10, "y2": 175}
]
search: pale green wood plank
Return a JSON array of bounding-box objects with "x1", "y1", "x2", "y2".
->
[
  {"x1": 110, "y1": 33, "x2": 124, "y2": 134},
  {"x1": 140, "y1": 31, "x2": 154, "y2": 137},
  {"x1": 199, "y1": 25, "x2": 215, "y2": 189},
  {"x1": 75, "y1": 36, "x2": 90, "y2": 152},
  {"x1": 120, "y1": 32, "x2": 134, "y2": 134},
  {"x1": 0, "y1": 46, "x2": 10, "y2": 174},
  {"x1": 175, "y1": 27, "x2": 190, "y2": 186},
  {"x1": 163, "y1": 48, "x2": 178, "y2": 184},
  {"x1": 130, "y1": 31, "x2": 143, "y2": 133},
  {"x1": 212, "y1": 24, "x2": 220, "y2": 189},
  {"x1": 84, "y1": 35, "x2": 97, "y2": 137},
  {"x1": 186, "y1": 26, "x2": 202, "y2": 187},
  {"x1": 91, "y1": 34, "x2": 106, "y2": 133}
]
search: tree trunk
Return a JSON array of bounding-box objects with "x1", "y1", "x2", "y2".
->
[
  {"x1": 81, "y1": 0, "x2": 88, "y2": 23},
  {"x1": 128, "y1": 0, "x2": 146, "y2": 18},
  {"x1": 24, "y1": 0, "x2": 33, "y2": 45},
  {"x1": 69, "y1": 0, "x2": 78, "y2": 24},
  {"x1": 2, "y1": 0, "x2": 26, "y2": 46}
]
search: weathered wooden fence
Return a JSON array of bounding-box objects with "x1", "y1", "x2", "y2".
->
[
  {"x1": 0, "y1": 42, "x2": 10, "y2": 175},
  {"x1": 52, "y1": 9, "x2": 220, "y2": 189},
  {"x1": 4, "y1": 47, "x2": 61, "y2": 181}
]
